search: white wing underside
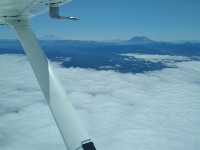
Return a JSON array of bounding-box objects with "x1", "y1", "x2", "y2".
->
[{"x1": 0, "y1": 0, "x2": 71, "y2": 23}]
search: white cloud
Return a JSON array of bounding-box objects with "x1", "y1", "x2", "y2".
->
[
  {"x1": 120, "y1": 53, "x2": 191, "y2": 66},
  {"x1": 98, "y1": 66, "x2": 113, "y2": 69},
  {"x1": 0, "y1": 54, "x2": 200, "y2": 150}
]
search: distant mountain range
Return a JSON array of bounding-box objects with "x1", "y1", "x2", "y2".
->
[
  {"x1": 1, "y1": 35, "x2": 200, "y2": 58},
  {"x1": 1, "y1": 35, "x2": 200, "y2": 45},
  {"x1": 40, "y1": 35, "x2": 157, "y2": 45},
  {"x1": 38, "y1": 35, "x2": 200, "y2": 45}
]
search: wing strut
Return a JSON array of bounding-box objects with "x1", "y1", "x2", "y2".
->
[
  {"x1": 49, "y1": 3, "x2": 79, "y2": 21},
  {"x1": 7, "y1": 17, "x2": 96, "y2": 150}
]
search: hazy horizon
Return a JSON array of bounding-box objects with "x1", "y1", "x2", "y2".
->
[{"x1": 0, "y1": 34, "x2": 200, "y2": 43}]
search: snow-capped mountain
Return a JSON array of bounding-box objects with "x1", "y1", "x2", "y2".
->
[
  {"x1": 40, "y1": 35, "x2": 63, "y2": 40},
  {"x1": 124, "y1": 36, "x2": 156, "y2": 45}
]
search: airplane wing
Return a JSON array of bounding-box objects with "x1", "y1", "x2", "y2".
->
[
  {"x1": 0, "y1": 0, "x2": 70, "y2": 17},
  {"x1": 0, "y1": 1, "x2": 96, "y2": 150}
]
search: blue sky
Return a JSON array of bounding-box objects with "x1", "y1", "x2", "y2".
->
[{"x1": 0, "y1": 0, "x2": 200, "y2": 41}]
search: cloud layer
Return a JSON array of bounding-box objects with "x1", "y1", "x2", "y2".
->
[
  {"x1": 0, "y1": 54, "x2": 200, "y2": 150},
  {"x1": 120, "y1": 53, "x2": 191, "y2": 66}
]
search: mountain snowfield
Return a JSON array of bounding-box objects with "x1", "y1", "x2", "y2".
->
[
  {"x1": 40, "y1": 35, "x2": 63, "y2": 41},
  {"x1": 0, "y1": 54, "x2": 200, "y2": 150}
]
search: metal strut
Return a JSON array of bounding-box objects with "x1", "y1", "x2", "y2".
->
[
  {"x1": 7, "y1": 17, "x2": 96, "y2": 150},
  {"x1": 49, "y1": 3, "x2": 79, "y2": 21}
]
